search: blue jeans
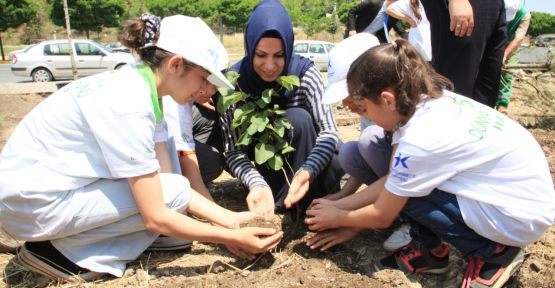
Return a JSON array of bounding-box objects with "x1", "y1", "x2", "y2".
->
[{"x1": 403, "y1": 189, "x2": 499, "y2": 258}]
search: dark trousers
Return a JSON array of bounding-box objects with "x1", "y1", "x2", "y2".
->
[
  {"x1": 192, "y1": 103, "x2": 225, "y2": 183},
  {"x1": 403, "y1": 190, "x2": 499, "y2": 258},
  {"x1": 254, "y1": 108, "x2": 344, "y2": 213},
  {"x1": 421, "y1": 0, "x2": 507, "y2": 107}
]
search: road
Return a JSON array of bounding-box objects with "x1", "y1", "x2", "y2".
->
[{"x1": 0, "y1": 64, "x2": 32, "y2": 83}]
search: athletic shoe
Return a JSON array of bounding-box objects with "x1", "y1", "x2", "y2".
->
[
  {"x1": 146, "y1": 236, "x2": 193, "y2": 252},
  {"x1": 383, "y1": 224, "x2": 412, "y2": 251},
  {"x1": 375, "y1": 243, "x2": 450, "y2": 275},
  {"x1": 17, "y1": 241, "x2": 104, "y2": 282},
  {"x1": 461, "y1": 245, "x2": 524, "y2": 288}
]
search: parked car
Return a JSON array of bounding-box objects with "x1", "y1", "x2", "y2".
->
[
  {"x1": 10, "y1": 39, "x2": 136, "y2": 82},
  {"x1": 105, "y1": 42, "x2": 131, "y2": 53},
  {"x1": 293, "y1": 40, "x2": 335, "y2": 71},
  {"x1": 534, "y1": 34, "x2": 555, "y2": 47}
]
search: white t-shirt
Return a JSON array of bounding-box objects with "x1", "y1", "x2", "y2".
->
[
  {"x1": 388, "y1": 0, "x2": 432, "y2": 61},
  {"x1": 0, "y1": 65, "x2": 167, "y2": 193},
  {"x1": 162, "y1": 96, "x2": 195, "y2": 153},
  {"x1": 386, "y1": 91, "x2": 555, "y2": 246}
]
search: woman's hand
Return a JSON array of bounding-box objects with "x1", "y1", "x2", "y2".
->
[
  {"x1": 284, "y1": 169, "x2": 311, "y2": 208},
  {"x1": 449, "y1": 0, "x2": 474, "y2": 37},
  {"x1": 306, "y1": 227, "x2": 361, "y2": 251},
  {"x1": 304, "y1": 198, "x2": 345, "y2": 231},
  {"x1": 247, "y1": 187, "x2": 275, "y2": 218}
]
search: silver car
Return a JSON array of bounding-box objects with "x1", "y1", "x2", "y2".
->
[
  {"x1": 10, "y1": 39, "x2": 135, "y2": 82},
  {"x1": 293, "y1": 40, "x2": 335, "y2": 71}
]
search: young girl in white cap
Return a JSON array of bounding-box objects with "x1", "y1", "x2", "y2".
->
[
  {"x1": 0, "y1": 14, "x2": 282, "y2": 282},
  {"x1": 305, "y1": 39, "x2": 554, "y2": 288}
]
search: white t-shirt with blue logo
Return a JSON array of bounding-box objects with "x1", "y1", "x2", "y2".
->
[{"x1": 385, "y1": 90, "x2": 555, "y2": 246}]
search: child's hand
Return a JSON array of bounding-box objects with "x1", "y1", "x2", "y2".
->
[
  {"x1": 306, "y1": 227, "x2": 361, "y2": 251},
  {"x1": 224, "y1": 243, "x2": 257, "y2": 260},
  {"x1": 234, "y1": 227, "x2": 283, "y2": 255},
  {"x1": 304, "y1": 199, "x2": 344, "y2": 231}
]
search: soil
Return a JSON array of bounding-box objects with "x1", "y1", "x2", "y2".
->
[
  {"x1": 240, "y1": 216, "x2": 283, "y2": 233},
  {"x1": 0, "y1": 75, "x2": 554, "y2": 288}
]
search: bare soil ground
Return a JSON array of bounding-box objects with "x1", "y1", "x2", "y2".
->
[{"x1": 0, "y1": 75, "x2": 554, "y2": 288}]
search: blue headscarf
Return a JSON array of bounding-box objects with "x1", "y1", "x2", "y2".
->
[{"x1": 229, "y1": 0, "x2": 313, "y2": 99}]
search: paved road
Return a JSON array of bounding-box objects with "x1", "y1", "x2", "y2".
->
[{"x1": 0, "y1": 64, "x2": 32, "y2": 83}]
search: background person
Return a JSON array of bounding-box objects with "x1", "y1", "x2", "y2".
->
[
  {"x1": 386, "y1": 0, "x2": 431, "y2": 61},
  {"x1": 420, "y1": 0, "x2": 507, "y2": 107},
  {"x1": 0, "y1": 14, "x2": 282, "y2": 282},
  {"x1": 346, "y1": 0, "x2": 408, "y2": 42},
  {"x1": 497, "y1": 0, "x2": 531, "y2": 114}
]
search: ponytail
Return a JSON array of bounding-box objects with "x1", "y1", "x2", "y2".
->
[
  {"x1": 347, "y1": 39, "x2": 452, "y2": 118},
  {"x1": 120, "y1": 13, "x2": 196, "y2": 70}
]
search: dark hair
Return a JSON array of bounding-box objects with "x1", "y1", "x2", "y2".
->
[
  {"x1": 120, "y1": 17, "x2": 196, "y2": 70},
  {"x1": 347, "y1": 39, "x2": 452, "y2": 118},
  {"x1": 410, "y1": 0, "x2": 422, "y2": 21}
]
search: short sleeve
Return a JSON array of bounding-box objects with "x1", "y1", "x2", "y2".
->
[
  {"x1": 92, "y1": 113, "x2": 160, "y2": 178},
  {"x1": 154, "y1": 119, "x2": 168, "y2": 143},
  {"x1": 388, "y1": 0, "x2": 416, "y2": 22},
  {"x1": 385, "y1": 143, "x2": 457, "y2": 197}
]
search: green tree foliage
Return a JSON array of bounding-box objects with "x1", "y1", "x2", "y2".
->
[
  {"x1": 48, "y1": 0, "x2": 126, "y2": 39},
  {"x1": 528, "y1": 12, "x2": 555, "y2": 38},
  {"x1": 214, "y1": 0, "x2": 257, "y2": 30},
  {"x1": 145, "y1": 0, "x2": 213, "y2": 19},
  {"x1": 337, "y1": 0, "x2": 358, "y2": 26},
  {"x1": 0, "y1": 0, "x2": 36, "y2": 60}
]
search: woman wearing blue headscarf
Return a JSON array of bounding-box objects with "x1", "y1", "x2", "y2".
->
[{"x1": 219, "y1": 0, "x2": 344, "y2": 217}]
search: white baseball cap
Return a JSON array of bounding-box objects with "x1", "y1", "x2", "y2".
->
[
  {"x1": 156, "y1": 15, "x2": 233, "y2": 89},
  {"x1": 504, "y1": 0, "x2": 521, "y2": 22},
  {"x1": 322, "y1": 33, "x2": 380, "y2": 104}
]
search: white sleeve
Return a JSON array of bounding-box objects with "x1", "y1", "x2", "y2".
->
[
  {"x1": 388, "y1": 0, "x2": 417, "y2": 22},
  {"x1": 92, "y1": 113, "x2": 160, "y2": 178},
  {"x1": 162, "y1": 97, "x2": 196, "y2": 152},
  {"x1": 385, "y1": 142, "x2": 457, "y2": 197},
  {"x1": 154, "y1": 119, "x2": 168, "y2": 143}
]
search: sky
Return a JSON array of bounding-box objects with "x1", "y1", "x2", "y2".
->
[{"x1": 523, "y1": 0, "x2": 555, "y2": 15}]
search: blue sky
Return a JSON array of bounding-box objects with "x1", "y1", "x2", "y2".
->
[{"x1": 524, "y1": 0, "x2": 555, "y2": 15}]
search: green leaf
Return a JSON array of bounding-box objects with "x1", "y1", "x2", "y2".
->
[
  {"x1": 254, "y1": 143, "x2": 276, "y2": 165},
  {"x1": 236, "y1": 132, "x2": 251, "y2": 146},
  {"x1": 252, "y1": 114, "x2": 270, "y2": 132},
  {"x1": 277, "y1": 75, "x2": 300, "y2": 91},
  {"x1": 259, "y1": 132, "x2": 271, "y2": 144},
  {"x1": 268, "y1": 123, "x2": 285, "y2": 137},
  {"x1": 217, "y1": 91, "x2": 247, "y2": 114},
  {"x1": 268, "y1": 155, "x2": 284, "y2": 171},
  {"x1": 281, "y1": 145, "x2": 296, "y2": 154},
  {"x1": 225, "y1": 71, "x2": 240, "y2": 84},
  {"x1": 261, "y1": 89, "x2": 274, "y2": 104},
  {"x1": 247, "y1": 122, "x2": 259, "y2": 135}
]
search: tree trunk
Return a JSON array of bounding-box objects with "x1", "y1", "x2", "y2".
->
[
  {"x1": 63, "y1": 0, "x2": 78, "y2": 80},
  {"x1": 0, "y1": 33, "x2": 5, "y2": 62}
]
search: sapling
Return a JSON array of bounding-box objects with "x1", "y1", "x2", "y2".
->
[{"x1": 217, "y1": 71, "x2": 302, "y2": 228}]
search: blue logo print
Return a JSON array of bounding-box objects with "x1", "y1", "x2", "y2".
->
[{"x1": 393, "y1": 153, "x2": 410, "y2": 168}]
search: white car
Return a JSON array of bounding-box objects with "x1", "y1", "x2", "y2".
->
[
  {"x1": 10, "y1": 39, "x2": 135, "y2": 82},
  {"x1": 293, "y1": 40, "x2": 335, "y2": 71}
]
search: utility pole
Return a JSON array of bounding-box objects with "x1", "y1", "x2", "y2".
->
[{"x1": 63, "y1": 0, "x2": 78, "y2": 80}]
